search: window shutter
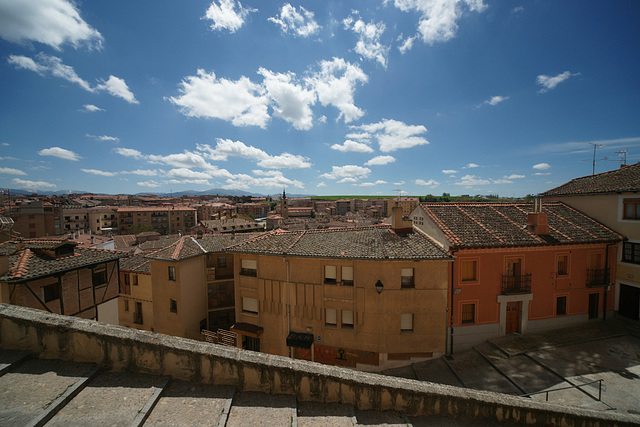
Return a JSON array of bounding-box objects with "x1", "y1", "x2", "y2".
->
[
  {"x1": 342, "y1": 310, "x2": 353, "y2": 325},
  {"x1": 242, "y1": 259, "x2": 257, "y2": 270},
  {"x1": 401, "y1": 268, "x2": 413, "y2": 277},
  {"x1": 342, "y1": 266, "x2": 353, "y2": 281},
  {"x1": 325, "y1": 265, "x2": 337, "y2": 279},
  {"x1": 325, "y1": 308, "x2": 337, "y2": 324},
  {"x1": 401, "y1": 313, "x2": 413, "y2": 331},
  {"x1": 243, "y1": 297, "x2": 258, "y2": 313}
]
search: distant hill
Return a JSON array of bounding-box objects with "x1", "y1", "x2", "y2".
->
[{"x1": 5, "y1": 188, "x2": 313, "y2": 198}]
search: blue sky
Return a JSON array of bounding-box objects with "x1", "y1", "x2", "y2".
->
[{"x1": 1, "y1": 0, "x2": 639, "y2": 197}]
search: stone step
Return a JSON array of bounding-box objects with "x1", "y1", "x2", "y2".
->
[
  {"x1": 412, "y1": 357, "x2": 464, "y2": 387},
  {"x1": 226, "y1": 392, "x2": 297, "y2": 427},
  {"x1": 297, "y1": 401, "x2": 356, "y2": 426},
  {"x1": 144, "y1": 381, "x2": 235, "y2": 426},
  {"x1": 443, "y1": 349, "x2": 520, "y2": 395},
  {"x1": 0, "y1": 358, "x2": 98, "y2": 427},
  {"x1": 45, "y1": 371, "x2": 169, "y2": 427},
  {"x1": 0, "y1": 349, "x2": 31, "y2": 377}
]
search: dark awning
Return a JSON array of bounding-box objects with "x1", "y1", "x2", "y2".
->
[
  {"x1": 286, "y1": 332, "x2": 314, "y2": 349},
  {"x1": 230, "y1": 322, "x2": 263, "y2": 338}
]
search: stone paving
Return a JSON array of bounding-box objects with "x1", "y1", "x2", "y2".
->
[{"x1": 382, "y1": 316, "x2": 640, "y2": 419}]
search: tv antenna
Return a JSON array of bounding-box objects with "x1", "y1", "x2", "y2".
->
[
  {"x1": 588, "y1": 143, "x2": 605, "y2": 175},
  {"x1": 393, "y1": 188, "x2": 403, "y2": 199},
  {"x1": 613, "y1": 150, "x2": 628, "y2": 165}
]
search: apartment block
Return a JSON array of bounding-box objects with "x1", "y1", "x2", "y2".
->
[{"x1": 117, "y1": 206, "x2": 196, "y2": 235}]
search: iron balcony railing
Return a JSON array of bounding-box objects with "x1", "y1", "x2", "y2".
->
[
  {"x1": 586, "y1": 268, "x2": 610, "y2": 287},
  {"x1": 501, "y1": 273, "x2": 532, "y2": 294}
]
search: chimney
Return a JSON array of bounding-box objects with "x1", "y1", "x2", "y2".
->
[
  {"x1": 527, "y1": 197, "x2": 548, "y2": 235},
  {"x1": 391, "y1": 206, "x2": 413, "y2": 232}
]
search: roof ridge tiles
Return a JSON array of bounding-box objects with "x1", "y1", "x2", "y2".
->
[
  {"x1": 9, "y1": 249, "x2": 33, "y2": 279},
  {"x1": 374, "y1": 227, "x2": 390, "y2": 259},
  {"x1": 284, "y1": 230, "x2": 307, "y2": 254}
]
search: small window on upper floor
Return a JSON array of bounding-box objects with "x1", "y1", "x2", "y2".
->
[
  {"x1": 461, "y1": 260, "x2": 477, "y2": 282},
  {"x1": 623, "y1": 242, "x2": 640, "y2": 265},
  {"x1": 217, "y1": 256, "x2": 227, "y2": 268},
  {"x1": 557, "y1": 255, "x2": 568, "y2": 276},
  {"x1": 401, "y1": 268, "x2": 414, "y2": 288},
  {"x1": 325, "y1": 308, "x2": 337, "y2": 326},
  {"x1": 92, "y1": 266, "x2": 107, "y2": 287},
  {"x1": 341, "y1": 310, "x2": 354, "y2": 329},
  {"x1": 242, "y1": 297, "x2": 258, "y2": 315},
  {"x1": 324, "y1": 265, "x2": 337, "y2": 285},
  {"x1": 623, "y1": 199, "x2": 640, "y2": 220},
  {"x1": 240, "y1": 259, "x2": 257, "y2": 277},
  {"x1": 170, "y1": 299, "x2": 177, "y2": 313},
  {"x1": 400, "y1": 313, "x2": 414, "y2": 332},
  {"x1": 168, "y1": 266, "x2": 176, "y2": 281},
  {"x1": 341, "y1": 266, "x2": 353, "y2": 286},
  {"x1": 43, "y1": 283, "x2": 59, "y2": 303}
]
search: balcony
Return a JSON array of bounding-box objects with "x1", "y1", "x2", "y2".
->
[
  {"x1": 501, "y1": 274, "x2": 532, "y2": 294},
  {"x1": 586, "y1": 268, "x2": 610, "y2": 287}
]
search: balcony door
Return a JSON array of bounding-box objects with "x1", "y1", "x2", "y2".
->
[{"x1": 506, "y1": 258, "x2": 521, "y2": 277}]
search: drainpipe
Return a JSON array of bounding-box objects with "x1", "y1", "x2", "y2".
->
[
  {"x1": 603, "y1": 241, "x2": 617, "y2": 322},
  {"x1": 284, "y1": 257, "x2": 291, "y2": 357},
  {"x1": 448, "y1": 248, "x2": 458, "y2": 356}
]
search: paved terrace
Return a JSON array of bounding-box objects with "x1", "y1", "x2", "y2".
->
[
  {"x1": 383, "y1": 318, "x2": 640, "y2": 419},
  {"x1": 1, "y1": 304, "x2": 639, "y2": 426}
]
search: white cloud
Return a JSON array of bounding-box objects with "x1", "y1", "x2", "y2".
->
[
  {"x1": 222, "y1": 171, "x2": 304, "y2": 190},
  {"x1": 415, "y1": 178, "x2": 439, "y2": 187},
  {"x1": 343, "y1": 13, "x2": 389, "y2": 67},
  {"x1": 454, "y1": 174, "x2": 490, "y2": 186},
  {"x1": 311, "y1": 58, "x2": 368, "y2": 123},
  {"x1": 533, "y1": 162, "x2": 551, "y2": 170},
  {"x1": 1, "y1": 143, "x2": 9, "y2": 146},
  {"x1": 86, "y1": 134, "x2": 119, "y2": 142},
  {"x1": 269, "y1": 4, "x2": 320, "y2": 37},
  {"x1": 203, "y1": 0, "x2": 256, "y2": 33},
  {"x1": 258, "y1": 68, "x2": 316, "y2": 130},
  {"x1": 504, "y1": 174, "x2": 525, "y2": 179},
  {"x1": 81, "y1": 104, "x2": 103, "y2": 112},
  {"x1": 317, "y1": 182, "x2": 327, "y2": 187},
  {"x1": 137, "y1": 180, "x2": 162, "y2": 188},
  {"x1": 167, "y1": 179, "x2": 212, "y2": 186},
  {"x1": 123, "y1": 169, "x2": 158, "y2": 176},
  {"x1": 442, "y1": 169, "x2": 457, "y2": 174},
  {"x1": 81, "y1": 168, "x2": 117, "y2": 177},
  {"x1": 38, "y1": 146, "x2": 80, "y2": 161},
  {"x1": 398, "y1": 34, "x2": 417, "y2": 53},
  {"x1": 483, "y1": 95, "x2": 509, "y2": 106},
  {"x1": 536, "y1": 71, "x2": 579, "y2": 93},
  {"x1": 0, "y1": 167, "x2": 26, "y2": 175},
  {"x1": 168, "y1": 69, "x2": 269, "y2": 128},
  {"x1": 321, "y1": 165, "x2": 371, "y2": 180},
  {"x1": 166, "y1": 168, "x2": 214, "y2": 180},
  {"x1": 12, "y1": 178, "x2": 56, "y2": 190},
  {"x1": 115, "y1": 147, "x2": 144, "y2": 159},
  {"x1": 534, "y1": 172, "x2": 551, "y2": 176},
  {"x1": 331, "y1": 140, "x2": 374, "y2": 153},
  {"x1": 198, "y1": 139, "x2": 311, "y2": 169},
  {"x1": 464, "y1": 163, "x2": 479, "y2": 168},
  {"x1": 338, "y1": 177, "x2": 358, "y2": 184},
  {"x1": 95, "y1": 75, "x2": 139, "y2": 104},
  {"x1": 390, "y1": 0, "x2": 487, "y2": 45},
  {"x1": 365, "y1": 155, "x2": 396, "y2": 166},
  {"x1": 0, "y1": 0, "x2": 103, "y2": 50},
  {"x1": 492, "y1": 178, "x2": 512, "y2": 184},
  {"x1": 352, "y1": 119, "x2": 429, "y2": 152},
  {"x1": 8, "y1": 53, "x2": 138, "y2": 103}
]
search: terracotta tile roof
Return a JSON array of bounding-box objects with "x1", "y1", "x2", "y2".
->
[
  {"x1": 226, "y1": 225, "x2": 452, "y2": 260},
  {"x1": 0, "y1": 239, "x2": 127, "y2": 282},
  {"x1": 145, "y1": 234, "x2": 256, "y2": 261},
  {"x1": 418, "y1": 202, "x2": 622, "y2": 249},
  {"x1": 116, "y1": 206, "x2": 195, "y2": 212},
  {"x1": 119, "y1": 252, "x2": 151, "y2": 274},
  {"x1": 541, "y1": 163, "x2": 640, "y2": 196}
]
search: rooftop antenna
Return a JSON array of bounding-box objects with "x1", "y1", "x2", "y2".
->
[
  {"x1": 614, "y1": 150, "x2": 628, "y2": 166},
  {"x1": 588, "y1": 143, "x2": 605, "y2": 175}
]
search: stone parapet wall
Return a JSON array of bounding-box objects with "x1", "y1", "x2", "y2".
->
[{"x1": 0, "y1": 304, "x2": 638, "y2": 426}]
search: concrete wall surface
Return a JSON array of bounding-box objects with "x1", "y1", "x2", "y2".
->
[{"x1": 1, "y1": 304, "x2": 638, "y2": 426}]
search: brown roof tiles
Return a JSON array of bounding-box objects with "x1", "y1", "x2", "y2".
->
[{"x1": 542, "y1": 163, "x2": 640, "y2": 196}]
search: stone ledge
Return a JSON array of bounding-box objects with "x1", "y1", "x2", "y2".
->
[{"x1": 1, "y1": 304, "x2": 639, "y2": 426}]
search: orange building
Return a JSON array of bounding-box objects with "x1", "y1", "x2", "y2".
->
[{"x1": 411, "y1": 201, "x2": 622, "y2": 352}]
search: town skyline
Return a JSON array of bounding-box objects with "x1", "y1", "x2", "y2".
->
[{"x1": 1, "y1": 1, "x2": 639, "y2": 197}]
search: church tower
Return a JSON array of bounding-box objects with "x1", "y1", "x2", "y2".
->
[{"x1": 281, "y1": 189, "x2": 289, "y2": 219}]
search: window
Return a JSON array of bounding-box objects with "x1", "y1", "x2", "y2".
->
[
  {"x1": 170, "y1": 299, "x2": 178, "y2": 313},
  {"x1": 168, "y1": 266, "x2": 176, "y2": 281},
  {"x1": 324, "y1": 265, "x2": 337, "y2": 284},
  {"x1": 43, "y1": 284, "x2": 59, "y2": 302},
  {"x1": 131, "y1": 273, "x2": 138, "y2": 286},
  {"x1": 240, "y1": 259, "x2": 257, "y2": 277},
  {"x1": 401, "y1": 268, "x2": 414, "y2": 288},
  {"x1": 341, "y1": 266, "x2": 353, "y2": 286},
  {"x1": 623, "y1": 242, "x2": 640, "y2": 264},
  {"x1": 134, "y1": 302, "x2": 143, "y2": 324},
  {"x1": 217, "y1": 256, "x2": 227, "y2": 268},
  {"x1": 341, "y1": 310, "x2": 354, "y2": 329},
  {"x1": 124, "y1": 299, "x2": 129, "y2": 312},
  {"x1": 623, "y1": 198, "x2": 640, "y2": 220},
  {"x1": 400, "y1": 313, "x2": 413, "y2": 332},
  {"x1": 242, "y1": 297, "x2": 258, "y2": 315},
  {"x1": 557, "y1": 255, "x2": 568, "y2": 276},
  {"x1": 325, "y1": 308, "x2": 337, "y2": 326},
  {"x1": 556, "y1": 296, "x2": 567, "y2": 316},
  {"x1": 461, "y1": 303, "x2": 475, "y2": 324},
  {"x1": 92, "y1": 266, "x2": 107, "y2": 287},
  {"x1": 461, "y1": 260, "x2": 477, "y2": 282}
]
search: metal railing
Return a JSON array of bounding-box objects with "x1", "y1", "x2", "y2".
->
[
  {"x1": 586, "y1": 268, "x2": 609, "y2": 287},
  {"x1": 501, "y1": 273, "x2": 532, "y2": 294},
  {"x1": 519, "y1": 379, "x2": 609, "y2": 406}
]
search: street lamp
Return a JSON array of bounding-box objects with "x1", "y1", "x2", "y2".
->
[{"x1": 375, "y1": 280, "x2": 384, "y2": 294}]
